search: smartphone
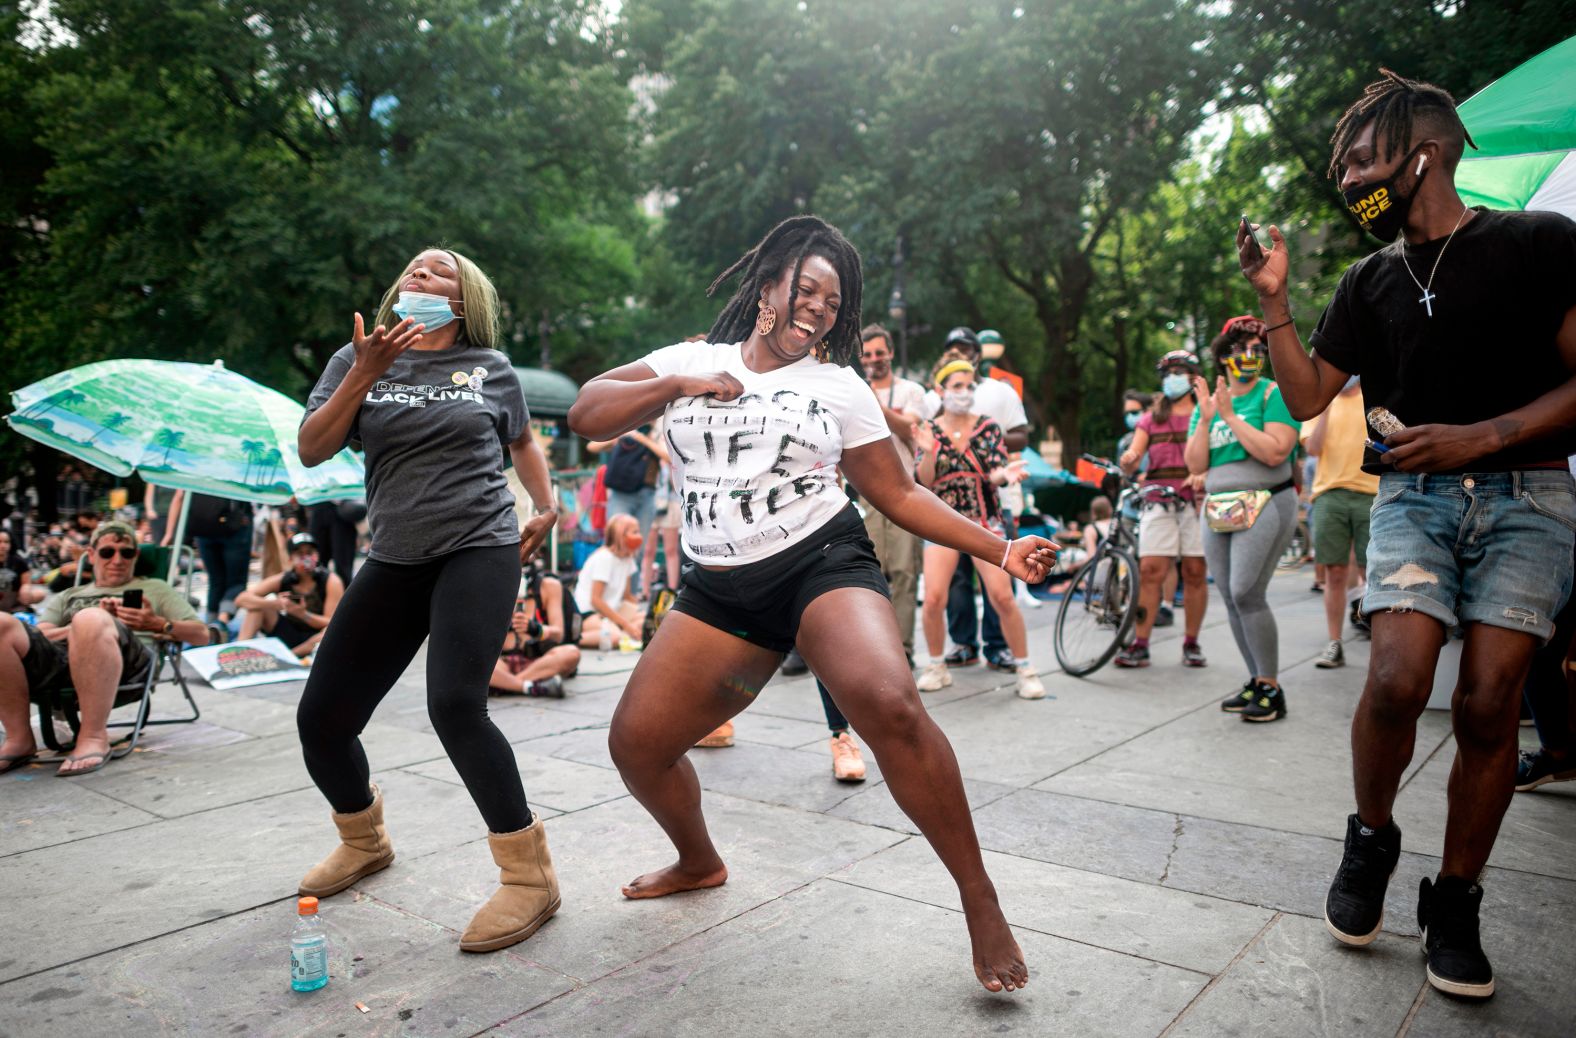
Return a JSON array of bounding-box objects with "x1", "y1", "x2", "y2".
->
[
  {"x1": 1239, "y1": 215, "x2": 1264, "y2": 262},
  {"x1": 121, "y1": 588, "x2": 143, "y2": 611}
]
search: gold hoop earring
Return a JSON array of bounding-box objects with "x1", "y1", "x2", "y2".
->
[{"x1": 756, "y1": 299, "x2": 777, "y2": 336}]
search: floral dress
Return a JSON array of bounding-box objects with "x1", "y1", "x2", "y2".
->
[{"x1": 925, "y1": 417, "x2": 1007, "y2": 532}]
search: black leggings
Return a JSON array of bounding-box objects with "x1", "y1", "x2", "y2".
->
[{"x1": 296, "y1": 544, "x2": 530, "y2": 832}]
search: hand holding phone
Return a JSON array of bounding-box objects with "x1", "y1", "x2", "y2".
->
[
  {"x1": 1239, "y1": 215, "x2": 1263, "y2": 263},
  {"x1": 121, "y1": 588, "x2": 144, "y2": 611}
]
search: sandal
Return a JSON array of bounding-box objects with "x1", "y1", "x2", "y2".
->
[
  {"x1": 56, "y1": 750, "x2": 112, "y2": 777},
  {"x1": 0, "y1": 751, "x2": 38, "y2": 775}
]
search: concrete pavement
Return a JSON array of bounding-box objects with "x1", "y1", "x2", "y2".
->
[{"x1": 2, "y1": 569, "x2": 1573, "y2": 1037}]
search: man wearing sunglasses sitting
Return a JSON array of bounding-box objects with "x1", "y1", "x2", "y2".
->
[{"x1": 0, "y1": 520, "x2": 209, "y2": 777}]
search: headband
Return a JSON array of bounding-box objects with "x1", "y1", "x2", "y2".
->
[{"x1": 933, "y1": 359, "x2": 975, "y2": 387}]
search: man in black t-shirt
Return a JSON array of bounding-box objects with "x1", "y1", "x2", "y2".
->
[{"x1": 1237, "y1": 69, "x2": 1576, "y2": 1002}]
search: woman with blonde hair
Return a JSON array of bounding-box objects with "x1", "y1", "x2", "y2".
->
[
  {"x1": 914, "y1": 351, "x2": 1041, "y2": 698},
  {"x1": 294, "y1": 247, "x2": 561, "y2": 953}
]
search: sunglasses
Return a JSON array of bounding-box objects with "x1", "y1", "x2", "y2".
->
[{"x1": 97, "y1": 545, "x2": 138, "y2": 560}]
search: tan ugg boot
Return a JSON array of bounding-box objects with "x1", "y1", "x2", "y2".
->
[
  {"x1": 459, "y1": 817, "x2": 561, "y2": 952},
  {"x1": 298, "y1": 784, "x2": 395, "y2": 898}
]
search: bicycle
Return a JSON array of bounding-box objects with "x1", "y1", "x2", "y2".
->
[{"x1": 1052, "y1": 455, "x2": 1183, "y2": 677}]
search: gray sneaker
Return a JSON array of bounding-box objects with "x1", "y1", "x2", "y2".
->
[{"x1": 1315, "y1": 640, "x2": 1345, "y2": 669}]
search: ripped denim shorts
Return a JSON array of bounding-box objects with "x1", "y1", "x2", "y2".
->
[{"x1": 1362, "y1": 470, "x2": 1576, "y2": 643}]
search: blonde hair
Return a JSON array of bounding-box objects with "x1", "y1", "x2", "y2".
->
[
  {"x1": 374, "y1": 247, "x2": 501, "y2": 350},
  {"x1": 930, "y1": 347, "x2": 976, "y2": 387},
  {"x1": 1090, "y1": 496, "x2": 1114, "y2": 521}
]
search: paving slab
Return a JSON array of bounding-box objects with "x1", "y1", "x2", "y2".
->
[
  {"x1": 172, "y1": 687, "x2": 303, "y2": 737},
  {"x1": 0, "y1": 774, "x2": 160, "y2": 857},
  {"x1": 0, "y1": 891, "x2": 572, "y2": 1037},
  {"x1": 400, "y1": 746, "x2": 630, "y2": 815},
  {"x1": 0, "y1": 769, "x2": 496, "y2": 984},
  {"x1": 924, "y1": 694, "x2": 1153, "y2": 786},
  {"x1": 1164, "y1": 913, "x2": 1422, "y2": 1038},
  {"x1": 493, "y1": 879, "x2": 1208, "y2": 1038},
  {"x1": 967, "y1": 788, "x2": 1184, "y2": 883},
  {"x1": 838, "y1": 837, "x2": 1274, "y2": 974},
  {"x1": 356, "y1": 793, "x2": 904, "y2": 984},
  {"x1": 59, "y1": 724, "x2": 448, "y2": 818},
  {"x1": 828, "y1": 775, "x2": 1020, "y2": 833}
]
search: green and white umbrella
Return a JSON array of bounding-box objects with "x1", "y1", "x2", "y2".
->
[
  {"x1": 6, "y1": 358, "x2": 364, "y2": 507},
  {"x1": 1457, "y1": 33, "x2": 1576, "y2": 218}
]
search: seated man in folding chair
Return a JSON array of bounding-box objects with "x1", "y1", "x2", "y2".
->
[{"x1": 0, "y1": 520, "x2": 210, "y2": 777}]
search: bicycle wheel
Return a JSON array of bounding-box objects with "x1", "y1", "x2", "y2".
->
[{"x1": 1053, "y1": 545, "x2": 1140, "y2": 677}]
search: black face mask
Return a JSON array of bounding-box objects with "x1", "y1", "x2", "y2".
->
[{"x1": 1342, "y1": 146, "x2": 1426, "y2": 243}]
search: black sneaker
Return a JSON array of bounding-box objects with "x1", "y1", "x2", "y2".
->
[
  {"x1": 944, "y1": 646, "x2": 980, "y2": 667},
  {"x1": 1514, "y1": 748, "x2": 1576, "y2": 791},
  {"x1": 1419, "y1": 876, "x2": 1495, "y2": 999},
  {"x1": 1220, "y1": 680, "x2": 1254, "y2": 713},
  {"x1": 985, "y1": 649, "x2": 1017, "y2": 673},
  {"x1": 781, "y1": 648, "x2": 809, "y2": 676},
  {"x1": 1324, "y1": 813, "x2": 1401, "y2": 945},
  {"x1": 1240, "y1": 681, "x2": 1287, "y2": 722},
  {"x1": 1181, "y1": 641, "x2": 1207, "y2": 668},
  {"x1": 1114, "y1": 644, "x2": 1151, "y2": 668},
  {"x1": 526, "y1": 676, "x2": 565, "y2": 699},
  {"x1": 1153, "y1": 605, "x2": 1175, "y2": 628}
]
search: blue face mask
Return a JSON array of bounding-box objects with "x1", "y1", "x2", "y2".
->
[
  {"x1": 1124, "y1": 412, "x2": 1141, "y2": 431},
  {"x1": 392, "y1": 291, "x2": 461, "y2": 331},
  {"x1": 1161, "y1": 373, "x2": 1192, "y2": 400}
]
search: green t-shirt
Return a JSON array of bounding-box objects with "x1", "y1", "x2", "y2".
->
[
  {"x1": 41, "y1": 577, "x2": 197, "y2": 646},
  {"x1": 1188, "y1": 380, "x2": 1301, "y2": 468}
]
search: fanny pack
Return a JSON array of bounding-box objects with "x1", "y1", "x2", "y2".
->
[{"x1": 1203, "y1": 480, "x2": 1294, "y2": 533}]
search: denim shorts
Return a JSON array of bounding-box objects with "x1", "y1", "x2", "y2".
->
[{"x1": 1362, "y1": 470, "x2": 1576, "y2": 642}]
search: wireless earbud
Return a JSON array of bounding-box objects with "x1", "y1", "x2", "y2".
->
[{"x1": 1416, "y1": 155, "x2": 1428, "y2": 176}]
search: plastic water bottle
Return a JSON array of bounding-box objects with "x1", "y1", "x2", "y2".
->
[
  {"x1": 598, "y1": 621, "x2": 613, "y2": 654},
  {"x1": 290, "y1": 896, "x2": 329, "y2": 992}
]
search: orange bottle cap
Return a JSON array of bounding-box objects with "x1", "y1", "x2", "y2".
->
[{"x1": 297, "y1": 896, "x2": 319, "y2": 915}]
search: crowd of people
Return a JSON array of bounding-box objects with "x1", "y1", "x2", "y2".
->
[{"x1": 2, "y1": 67, "x2": 1574, "y2": 1005}]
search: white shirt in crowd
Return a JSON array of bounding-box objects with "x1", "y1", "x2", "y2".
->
[
  {"x1": 870, "y1": 376, "x2": 927, "y2": 476},
  {"x1": 642, "y1": 340, "x2": 890, "y2": 566},
  {"x1": 573, "y1": 546, "x2": 635, "y2": 615},
  {"x1": 921, "y1": 375, "x2": 1027, "y2": 432}
]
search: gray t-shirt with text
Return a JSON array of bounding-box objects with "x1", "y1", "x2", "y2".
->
[{"x1": 303, "y1": 337, "x2": 529, "y2": 563}]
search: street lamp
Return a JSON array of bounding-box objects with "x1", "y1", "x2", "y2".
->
[{"x1": 887, "y1": 234, "x2": 908, "y2": 376}]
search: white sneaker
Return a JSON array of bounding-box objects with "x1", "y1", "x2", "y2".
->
[
  {"x1": 1016, "y1": 583, "x2": 1043, "y2": 609},
  {"x1": 1016, "y1": 666, "x2": 1046, "y2": 700},
  {"x1": 916, "y1": 661, "x2": 952, "y2": 692}
]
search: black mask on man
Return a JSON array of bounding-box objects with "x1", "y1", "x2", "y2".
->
[{"x1": 1342, "y1": 146, "x2": 1427, "y2": 243}]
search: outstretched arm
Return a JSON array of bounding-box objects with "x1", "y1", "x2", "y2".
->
[
  {"x1": 1237, "y1": 222, "x2": 1349, "y2": 420},
  {"x1": 839, "y1": 439, "x2": 1057, "y2": 582}
]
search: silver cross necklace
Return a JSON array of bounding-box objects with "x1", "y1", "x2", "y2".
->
[{"x1": 1399, "y1": 207, "x2": 1469, "y2": 318}]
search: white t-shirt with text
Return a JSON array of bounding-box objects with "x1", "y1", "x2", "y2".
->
[
  {"x1": 573, "y1": 547, "x2": 635, "y2": 615},
  {"x1": 642, "y1": 341, "x2": 891, "y2": 565}
]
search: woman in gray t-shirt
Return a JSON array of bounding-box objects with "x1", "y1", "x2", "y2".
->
[{"x1": 295, "y1": 248, "x2": 561, "y2": 955}]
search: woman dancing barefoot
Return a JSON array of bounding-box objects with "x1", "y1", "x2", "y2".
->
[{"x1": 568, "y1": 216, "x2": 1057, "y2": 993}]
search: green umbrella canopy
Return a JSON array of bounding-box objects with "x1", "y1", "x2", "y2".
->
[
  {"x1": 513, "y1": 366, "x2": 579, "y2": 418},
  {"x1": 7, "y1": 359, "x2": 364, "y2": 506},
  {"x1": 1456, "y1": 33, "x2": 1576, "y2": 217}
]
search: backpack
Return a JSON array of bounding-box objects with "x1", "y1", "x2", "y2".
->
[{"x1": 603, "y1": 437, "x2": 651, "y2": 493}]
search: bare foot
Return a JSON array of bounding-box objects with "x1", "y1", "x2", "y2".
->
[
  {"x1": 965, "y1": 895, "x2": 1028, "y2": 993},
  {"x1": 621, "y1": 860, "x2": 729, "y2": 899}
]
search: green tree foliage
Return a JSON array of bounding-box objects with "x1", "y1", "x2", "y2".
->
[{"x1": 3, "y1": 0, "x2": 639, "y2": 403}]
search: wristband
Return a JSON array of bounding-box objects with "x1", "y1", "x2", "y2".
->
[
  {"x1": 1264, "y1": 316, "x2": 1295, "y2": 333},
  {"x1": 1000, "y1": 538, "x2": 1014, "y2": 571}
]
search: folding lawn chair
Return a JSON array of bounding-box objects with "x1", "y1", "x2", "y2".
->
[{"x1": 30, "y1": 543, "x2": 203, "y2": 759}]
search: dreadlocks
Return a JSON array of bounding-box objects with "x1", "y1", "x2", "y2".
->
[
  {"x1": 705, "y1": 215, "x2": 864, "y2": 367},
  {"x1": 1327, "y1": 68, "x2": 1477, "y2": 179}
]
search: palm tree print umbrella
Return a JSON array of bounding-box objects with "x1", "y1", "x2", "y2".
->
[{"x1": 6, "y1": 359, "x2": 364, "y2": 506}]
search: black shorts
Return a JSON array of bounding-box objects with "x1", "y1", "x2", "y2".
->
[
  {"x1": 23, "y1": 619, "x2": 154, "y2": 696},
  {"x1": 672, "y1": 505, "x2": 890, "y2": 653},
  {"x1": 272, "y1": 615, "x2": 317, "y2": 650}
]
